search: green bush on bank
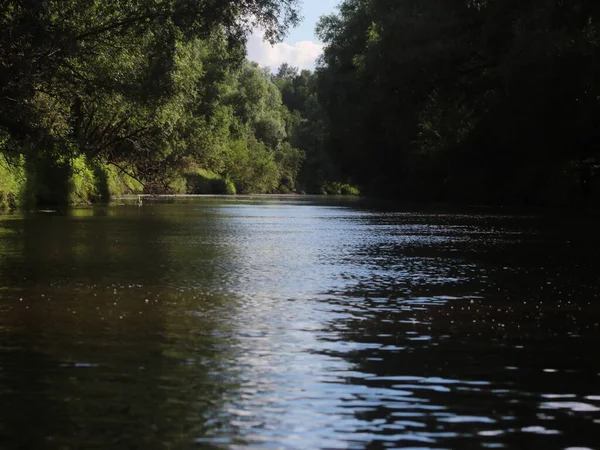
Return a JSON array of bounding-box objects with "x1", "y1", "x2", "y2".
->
[
  {"x1": 70, "y1": 156, "x2": 101, "y2": 204},
  {"x1": 224, "y1": 175, "x2": 237, "y2": 195},
  {"x1": 10, "y1": 155, "x2": 144, "y2": 208},
  {"x1": 184, "y1": 168, "x2": 228, "y2": 194},
  {"x1": 71, "y1": 157, "x2": 146, "y2": 203},
  {"x1": 105, "y1": 164, "x2": 144, "y2": 198},
  {"x1": 226, "y1": 138, "x2": 280, "y2": 194},
  {"x1": 1, "y1": 151, "x2": 360, "y2": 210},
  {"x1": 321, "y1": 181, "x2": 361, "y2": 196},
  {"x1": 50, "y1": 157, "x2": 144, "y2": 204},
  {"x1": 0, "y1": 156, "x2": 26, "y2": 210}
]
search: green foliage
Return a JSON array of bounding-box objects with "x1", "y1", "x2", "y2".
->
[
  {"x1": 225, "y1": 137, "x2": 280, "y2": 194},
  {"x1": 70, "y1": 156, "x2": 102, "y2": 204},
  {"x1": 315, "y1": 0, "x2": 600, "y2": 205},
  {"x1": 224, "y1": 176, "x2": 237, "y2": 195},
  {"x1": 0, "y1": 0, "x2": 303, "y2": 206},
  {"x1": 184, "y1": 168, "x2": 228, "y2": 195},
  {"x1": 272, "y1": 64, "x2": 338, "y2": 193},
  {"x1": 274, "y1": 143, "x2": 305, "y2": 193},
  {"x1": 0, "y1": 156, "x2": 25, "y2": 209},
  {"x1": 322, "y1": 182, "x2": 360, "y2": 196},
  {"x1": 106, "y1": 165, "x2": 144, "y2": 198},
  {"x1": 168, "y1": 177, "x2": 189, "y2": 195},
  {"x1": 21, "y1": 155, "x2": 137, "y2": 206}
]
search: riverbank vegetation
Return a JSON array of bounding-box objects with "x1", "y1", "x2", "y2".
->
[
  {"x1": 0, "y1": 0, "x2": 329, "y2": 208},
  {"x1": 315, "y1": 0, "x2": 600, "y2": 206},
  {"x1": 1, "y1": 1, "x2": 599, "y2": 208}
]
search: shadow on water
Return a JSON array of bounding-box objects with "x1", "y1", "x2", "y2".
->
[
  {"x1": 0, "y1": 205, "x2": 249, "y2": 449},
  {"x1": 315, "y1": 212, "x2": 600, "y2": 449}
]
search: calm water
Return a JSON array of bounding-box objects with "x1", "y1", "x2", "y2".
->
[{"x1": 0, "y1": 197, "x2": 599, "y2": 449}]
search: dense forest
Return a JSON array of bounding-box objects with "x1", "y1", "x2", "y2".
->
[
  {"x1": 0, "y1": 0, "x2": 327, "y2": 208},
  {"x1": 1, "y1": 0, "x2": 599, "y2": 208},
  {"x1": 316, "y1": 0, "x2": 600, "y2": 205}
]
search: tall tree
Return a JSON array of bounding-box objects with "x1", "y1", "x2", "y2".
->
[
  {"x1": 0, "y1": 0, "x2": 301, "y2": 201},
  {"x1": 316, "y1": 0, "x2": 600, "y2": 204}
]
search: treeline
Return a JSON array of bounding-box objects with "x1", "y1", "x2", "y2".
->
[
  {"x1": 3, "y1": 1, "x2": 599, "y2": 209},
  {"x1": 0, "y1": 0, "x2": 344, "y2": 209},
  {"x1": 315, "y1": 0, "x2": 600, "y2": 206}
]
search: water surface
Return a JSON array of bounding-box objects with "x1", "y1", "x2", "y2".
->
[{"x1": 1, "y1": 197, "x2": 599, "y2": 449}]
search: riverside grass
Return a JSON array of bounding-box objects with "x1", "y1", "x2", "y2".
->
[{"x1": 0, "y1": 156, "x2": 143, "y2": 210}]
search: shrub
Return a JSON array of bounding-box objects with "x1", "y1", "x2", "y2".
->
[
  {"x1": 322, "y1": 181, "x2": 361, "y2": 196},
  {"x1": 184, "y1": 168, "x2": 228, "y2": 194},
  {"x1": 106, "y1": 164, "x2": 144, "y2": 197},
  {"x1": 70, "y1": 155, "x2": 100, "y2": 204},
  {"x1": 0, "y1": 155, "x2": 25, "y2": 209},
  {"x1": 226, "y1": 137, "x2": 279, "y2": 194}
]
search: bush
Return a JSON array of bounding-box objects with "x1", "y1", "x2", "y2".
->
[
  {"x1": 70, "y1": 155, "x2": 101, "y2": 204},
  {"x1": 322, "y1": 181, "x2": 361, "y2": 196},
  {"x1": 169, "y1": 176, "x2": 188, "y2": 195},
  {"x1": 224, "y1": 175, "x2": 236, "y2": 195},
  {"x1": 274, "y1": 142, "x2": 305, "y2": 193},
  {"x1": 226, "y1": 137, "x2": 279, "y2": 194},
  {"x1": 106, "y1": 164, "x2": 144, "y2": 197},
  {"x1": 0, "y1": 155, "x2": 25, "y2": 209},
  {"x1": 184, "y1": 168, "x2": 228, "y2": 194},
  {"x1": 340, "y1": 183, "x2": 360, "y2": 196}
]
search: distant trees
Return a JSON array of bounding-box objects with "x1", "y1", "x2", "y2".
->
[
  {"x1": 272, "y1": 64, "x2": 341, "y2": 194},
  {"x1": 220, "y1": 62, "x2": 305, "y2": 194}
]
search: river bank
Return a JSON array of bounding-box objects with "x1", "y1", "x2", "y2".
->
[{"x1": 0, "y1": 154, "x2": 360, "y2": 211}]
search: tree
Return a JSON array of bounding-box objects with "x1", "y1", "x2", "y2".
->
[
  {"x1": 315, "y1": 0, "x2": 600, "y2": 204},
  {"x1": 0, "y1": 0, "x2": 302, "y2": 202},
  {"x1": 273, "y1": 64, "x2": 337, "y2": 193}
]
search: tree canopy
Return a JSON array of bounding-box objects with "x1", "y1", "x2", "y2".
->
[
  {"x1": 0, "y1": 0, "x2": 315, "y2": 202},
  {"x1": 2, "y1": 0, "x2": 599, "y2": 207},
  {"x1": 316, "y1": 0, "x2": 600, "y2": 204}
]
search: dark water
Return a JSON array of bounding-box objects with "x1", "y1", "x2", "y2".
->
[{"x1": 1, "y1": 197, "x2": 599, "y2": 450}]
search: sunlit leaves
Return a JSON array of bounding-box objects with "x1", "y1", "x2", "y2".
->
[{"x1": 0, "y1": 0, "x2": 304, "y2": 197}]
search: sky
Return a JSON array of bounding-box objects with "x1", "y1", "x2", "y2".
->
[{"x1": 246, "y1": 0, "x2": 340, "y2": 72}]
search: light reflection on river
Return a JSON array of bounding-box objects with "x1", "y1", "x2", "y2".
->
[{"x1": 0, "y1": 197, "x2": 599, "y2": 449}]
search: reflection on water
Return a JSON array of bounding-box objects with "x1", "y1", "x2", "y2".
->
[{"x1": 1, "y1": 198, "x2": 599, "y2": 449}]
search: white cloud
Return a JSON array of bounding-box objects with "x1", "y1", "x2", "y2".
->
[{"x1": 246, "y1": 30, "x2": 323, "y2": 72}]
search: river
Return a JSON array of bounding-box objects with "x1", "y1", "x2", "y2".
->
[{"x1": 0, "y1": 196, "x2": 599, "y2": 449}]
